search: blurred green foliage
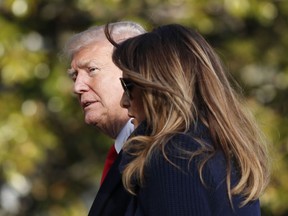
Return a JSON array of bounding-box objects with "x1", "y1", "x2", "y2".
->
[{"x1": 0, "y1": 0, "x2": 287, "y2": 215}]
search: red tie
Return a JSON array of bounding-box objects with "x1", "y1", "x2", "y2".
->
[{"x1": 100, "y1": 145, "x2": 118, "y2": 185}]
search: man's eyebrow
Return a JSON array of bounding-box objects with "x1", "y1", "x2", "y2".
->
[
  {"x1": 66, "y1": 60, "x2": 101, "y2": 76},
  {"x1": 74, "y1": 58, "x2": 96, "y2": 68}
]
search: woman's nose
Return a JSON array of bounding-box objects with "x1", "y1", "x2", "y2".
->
[{"x1": 120, "y1": 93, "x2": 130, "y2": 108}]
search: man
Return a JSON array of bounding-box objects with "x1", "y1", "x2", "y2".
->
[{"x1": 63, "y1": 21, "x2": 146, "y2": 216}]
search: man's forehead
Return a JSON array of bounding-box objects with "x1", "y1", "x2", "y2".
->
[
  {"x1": 70, "y1": 43, "x2": 112, "y2": 66},
  {"x1": 74, "y1": 40, "x2": 112, "y2": 56}
]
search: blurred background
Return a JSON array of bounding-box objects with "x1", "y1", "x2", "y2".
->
[{"x1": 0, "y1": 0, "x2": 287, "y2": 215}]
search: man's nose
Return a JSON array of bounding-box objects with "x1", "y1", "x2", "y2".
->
[
  {"x1": 120, "y1": 93, "x2": 130, "y2": 109},
  {"x1": 73, "y1": 74, "x2": 89, "y2": 94}
]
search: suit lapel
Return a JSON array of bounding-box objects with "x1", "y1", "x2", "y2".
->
[{"x1": 88, "y1": 151, "x2": 125, "y2": 215}]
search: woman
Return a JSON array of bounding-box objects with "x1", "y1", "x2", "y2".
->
[{"x1": 106, "y1": 23, "x2": 270, "y2": 215}]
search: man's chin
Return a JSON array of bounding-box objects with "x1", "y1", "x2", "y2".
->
[{"x1": 84, "y1": 116, "x2": 97, "y2": 126}]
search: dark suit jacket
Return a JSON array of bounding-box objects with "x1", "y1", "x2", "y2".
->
[
  {"x1": 88, "y1": 151, "x2": 132, "y2": 216},
  {"x1": 120, "y1": 121, "x2": 261, "y2": 216}
]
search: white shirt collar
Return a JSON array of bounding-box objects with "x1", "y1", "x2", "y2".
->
[{"x1": 114, "y1": 119, "x2": 134, "y2": 153}]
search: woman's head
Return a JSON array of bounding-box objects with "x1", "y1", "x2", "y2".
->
[
  {"x1": 110, "y1": 24, "x2": 233, "y2": 134},
  {"x1": 106, "y1": 24, "x2": 270, "y2": 205}
]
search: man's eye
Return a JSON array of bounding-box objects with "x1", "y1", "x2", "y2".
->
[
  {"x1": 69, "y1": 72, "x2": 77, "y2": 81},
  {"x1": 88, "y1": 67, "x2": 100, "y2": 75},
  {"x1": 72, "y1": 75, "x2": 77, "y2": 81}
]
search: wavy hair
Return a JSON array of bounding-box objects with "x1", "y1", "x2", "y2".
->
[{"x1": 106, "y1": 23, "x2": 270, "y2": 206}]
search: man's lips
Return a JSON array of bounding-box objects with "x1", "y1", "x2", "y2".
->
[{"x1": 81, "y1": 100, "x2": 96, "y2": 109}]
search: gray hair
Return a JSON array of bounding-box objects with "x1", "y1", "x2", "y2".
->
[{"x1": 63, "y1": 21, "x2": 146, "y2": 60}]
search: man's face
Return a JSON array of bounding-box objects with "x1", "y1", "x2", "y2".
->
[{"x1": 68, "y1": 40, "x2": 129, "y2": 138}]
